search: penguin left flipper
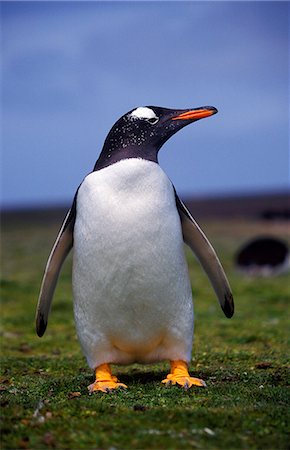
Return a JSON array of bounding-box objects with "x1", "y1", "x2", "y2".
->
[
  {"x1": 35, "y1": 195, "x2": 77, "y2": 337},
  {"x1": 175, "y1": 193, "x2": 234, "y2": 318}
]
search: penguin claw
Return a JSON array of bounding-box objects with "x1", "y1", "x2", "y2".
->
[
  {"x1": 161, "y1": 379, "x2": 172, "y2": 387},
  {"x1": 162, "y1": 375, "x2": 206, "y2": 389},
  {"x1": 161, "y1": 375, "x2": 206, "y2": 389},
  {"x1": 88, "y1": 381, "x2": 127, "y2": 394}
]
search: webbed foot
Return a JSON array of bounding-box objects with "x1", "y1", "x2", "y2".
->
[
  {"x1": 162, "y1": 360, "x2": 206, "y2": 390},
  {"x1": 88, "y1": 363, "x2": 127, "y2": 393}
]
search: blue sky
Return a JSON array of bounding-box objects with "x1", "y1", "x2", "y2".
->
[{"x1": 1, "y1": 1, "x2": 289, "y2": 207}]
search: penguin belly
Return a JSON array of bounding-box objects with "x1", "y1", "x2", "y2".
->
[{"x1": 72, "y1": 159, "x2": 193, "y2": 369}]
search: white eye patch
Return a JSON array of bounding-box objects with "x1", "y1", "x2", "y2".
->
[{"x1": 130, "y1": 107, "x2": 158, "y2": 123}]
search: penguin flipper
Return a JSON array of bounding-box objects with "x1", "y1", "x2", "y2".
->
[
  {"x1": 175, "y1": 194, "x2": 234, "y2": 318},
  {"x1": 35, "y1": 199, "x2": 76, "y2": 337}
]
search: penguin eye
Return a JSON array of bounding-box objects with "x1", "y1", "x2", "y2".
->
[{"x1": 147, "y1": 117, "x2": 159, "y2": 125}]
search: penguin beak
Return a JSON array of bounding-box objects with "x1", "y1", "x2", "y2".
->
[{"x1": 171, "y1": 106, "x2": 218, "y2": 121}]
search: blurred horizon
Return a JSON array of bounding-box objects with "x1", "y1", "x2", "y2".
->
[
  {"x1": 2, "y1": 189, "x2": 289, "y2": 218},
  {"x1": 1, "y1": 1, "x2": 289, "y2": 208}
]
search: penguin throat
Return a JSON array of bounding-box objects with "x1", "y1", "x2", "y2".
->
[{"x1": 93, "y1": 144, "x2": 159, "y2": 171}]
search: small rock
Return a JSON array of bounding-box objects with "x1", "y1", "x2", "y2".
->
[
  {"x1": 21, "y1": 419, "x2": 30, "y2": 426},
  {"x1": 8, "y1": 388, "x2": 18, "y2": 395},
  {"x1": 204, "y1": 427, "x2": 215, "y2": 436},
  {"x1": 19, "y1": 437, "x2": 29, "y2": 449},
  {"x1": 255, "y1": 362, "x2": 273, "y2": 369},
  {"x1": 68, "y1": 391, "x2": 81, "y2": 399},
  {"x1": 133, "y1": 404, "x2": 147, "y2": 412},
  {"x1": 19, "y1": 343, "x2": 31, "y2": 353},
  {"x1": 32, "y1": 400, "x2": 46, "y2": 424},
  {"x1": 43, "y1": 432, "x2": 55, "y2": 447},
  {"x1": 52, "y1": 349, "x2": 61, "y2": 355}
]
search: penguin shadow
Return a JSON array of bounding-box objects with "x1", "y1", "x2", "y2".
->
[
  {"x1": 79, "y1": 366, "x2": 165, "y2": 390},
  {"x1": 118, "y1": 369, "x2": 165, "y2": 386}
]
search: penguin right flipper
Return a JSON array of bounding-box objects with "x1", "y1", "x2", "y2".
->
[
  {"x1": 175, "y1": 194, "x2": 234, "y2": 318},
  {"x1": 35, "y1": 195, "x2": 77, "y2": 337}
]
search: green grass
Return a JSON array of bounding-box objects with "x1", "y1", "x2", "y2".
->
[{"x1": 1, "y1": 216, "x2": 289, "y2": 449}]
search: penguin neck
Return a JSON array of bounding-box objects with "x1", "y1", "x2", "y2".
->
[{"x1": 93, "y1": 144, "x2": 159, "y2": 171}]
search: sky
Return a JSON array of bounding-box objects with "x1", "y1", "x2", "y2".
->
[{"x1": 1, "y1": 1, "x2": 289, "y2": 208}]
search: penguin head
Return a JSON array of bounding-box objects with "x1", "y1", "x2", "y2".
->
[{"x1": 95, "y1": 105, "x2": 217, "y2": 170}]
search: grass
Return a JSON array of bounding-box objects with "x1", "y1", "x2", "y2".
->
[{"x1": 1, "y1": 214, "x2": 289, "y2": 449}]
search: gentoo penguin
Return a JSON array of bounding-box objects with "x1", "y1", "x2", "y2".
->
[{"x1": 36, "y1": 105, "x2": 234, "y2": 393}]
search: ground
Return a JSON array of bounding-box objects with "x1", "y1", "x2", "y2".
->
[{"x1": 1, "y1": 213, "x2": 289, "y2": 449}]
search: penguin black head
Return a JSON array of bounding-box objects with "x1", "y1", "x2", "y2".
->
[{"x1": 94, "y1": 105, "x2": 218, "y2": 170}]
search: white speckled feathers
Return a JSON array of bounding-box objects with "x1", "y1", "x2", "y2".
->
[{"x1": 72, "y1": 159, "x2": 193, "y2": 369}]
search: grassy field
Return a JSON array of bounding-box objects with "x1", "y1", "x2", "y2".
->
[{"x1": 1, "y1": 213, "x2": 289, "y2": 449}]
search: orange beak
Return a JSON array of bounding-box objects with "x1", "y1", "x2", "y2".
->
[{"x1": 172, "y1": 107, "x2": 217, "y2": 121}]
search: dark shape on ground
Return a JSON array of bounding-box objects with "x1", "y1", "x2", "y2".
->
[
  {"x1": 261, "y1": 208, "x2": 290, "y2": 221},
  {"x1": 235, "y1": 236, "x2": 290, "y2": 276}
]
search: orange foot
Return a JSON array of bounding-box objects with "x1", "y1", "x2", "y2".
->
[
  {"x1": 162, "y1": 360, "x2": 207, "y2": 390},
  {"x1": 88, "y1": 363, "x2": 127, "y2": 393}
]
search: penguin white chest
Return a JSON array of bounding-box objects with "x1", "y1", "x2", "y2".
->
[{"x1": 72, "y1": 159, "x2": 193, "y2": 368}]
